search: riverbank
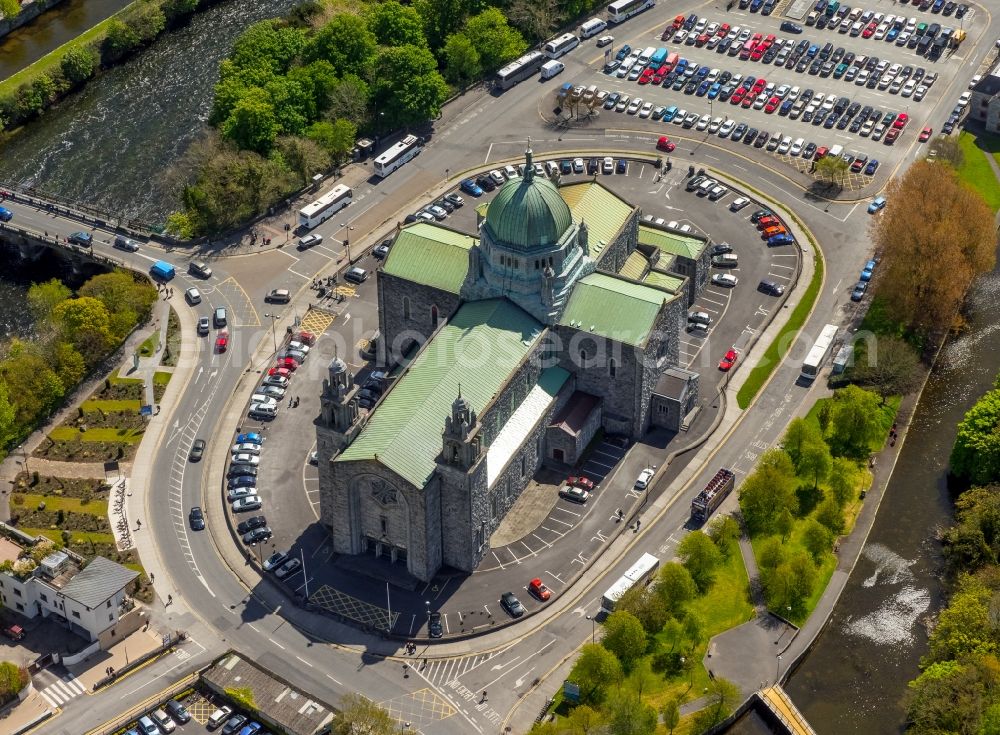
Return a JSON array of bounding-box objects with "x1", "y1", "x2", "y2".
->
[{"x1": 0, "y1": 0, "x2": 66, "y2": 43}]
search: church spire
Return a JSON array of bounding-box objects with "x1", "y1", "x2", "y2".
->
[{"x1": 524, "y1": 138, "x2": 534, "y2": 182}]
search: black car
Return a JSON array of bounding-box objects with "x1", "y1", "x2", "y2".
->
[
  {"x1": 803, "y1": 142, "x2": 817, "y2": 158},
  {"x1": 711, "y1": 243, "x2": 733, "y2": 255},
  {"x1": 780, "y1": 20, "x2": 803, "y2": 33},
  {"x1": 686, "y1": 175, "x2": 706, "y2": 192},
  {"x1": 68, "y1": 231, "x2": 93, "y2": 247},
  {"x1": 428, "y1": 612, "x2": 443, "y2": 638},
  {"x1": 228, "y1": 475, "x2": 257, "y2": 490},
  {"x1": 237, "y1": 516, "x2": 268, "y2": 535},
  {"x1": 222, "y1": 715, "x2": 248, "y2": 735},
  {"x1": 475, "y1": 176, "x2": 496, "y2": 192},
  {"x1": 189, "y1": 438, "x2": 206, "y2": 462},
  {"x1": 559, "y1": 160, "x2": 572, "y2": 175},
  {"x1": 189, "y1": 506, "x2": 205, "y2": 531},
  {"x1": 587, "y1": 158, "x2": 599, "y2": 174},
  {"x1": 743, "y1": 127, "x2": 759, "y2": 145},
  {"x1": 750, "y1": 208, "x2": 773, "y2": 223},
  {"x1": 955, "y1": 3, "x2": 967, "y2": 17},
  {"x1": 754, "y1": 132, "x2": 769, "y2": 148},
  {"x1": 500, "y1": 592, "x2": 525, "y2": 618},
  {"x1": 228, "y1": 464, "x2": 257, "y2": 478},
  {"x1": 759, "y1": 279, "x2": 785, "y2": 296},
  {"x1": 616, "y1": 159, "x2": 627, "y2": 174},
  {"x1": 731, "y1": 122, "x2": 748, "y2": 141},
  {"x1": 165, "y1": 700, "x2": 191, "y2": 724},
  {"x1": 243, "y1": 527, "x2": 272, "y2": 545},
  {"x1": 435, "y1": 198, "x2": 454, "y2": 213}
]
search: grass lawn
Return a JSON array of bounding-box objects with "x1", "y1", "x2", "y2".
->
[
  {"x1": 138, "y1": 331, "x2": 160, "y2": 358},
  {"x1": 163, "y1": 308, "x2": 181, "y2": 367},
  {"x1": 956, "y1": 131, "x2": 1000, "y2": 211},
  {"x1": 16, "y1": 493, "x2": 108, "y2": 515},
  {"x1": 153, "y1": 371, "x2": 172, "y2": 385},
  {"x1": 109, "y1": 375, "x2": 144, "y2": 386},
  {"x1": 804, "y1": 394, "x2": 901, "y2": 454},
  {"x1": 80, "y1": 399, "x2": 142, "y2": 413},
  {"x1": 737, "y1": 242, "x2": 824, "y2": 410},
  {"x1": 49, "y1": 426, "x2": 145, "y2": 443},
  {"x1": 25, "y1": 529, "x2": 116, "y2": 546}
]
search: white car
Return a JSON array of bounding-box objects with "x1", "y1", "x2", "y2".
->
[
  {"x1": 696, "y1": 114, "x2": 711, "y2": 130},
  {"x1": 674, "y1": 29, "x2": 689, "y2": 43},
  {"x1": 634, "y1": 468, "x2": 655, "y2": 490},
  {"x1": 231, "y1": 453, "x2": 261, "y2": 466},
  {"x1": 626, "y1": 97, "x2": 643, "y2": 114},
  {"x1": 489, "y1": 169, "x2": 506, "y2": 185},
  {"x1": 737, "y1": 27, "x2": 751, "y2": 42},
  {"x1": 753, "y1": 95, "x2": 768, "y2": 110},
  {"x1": 232, "y1": 443, "x2": 261, "y2": 455},
  {"x1": 790, "y1": 138, "x2": 804, "y2": 156},
  {"x1": 855, "y1": 70, "x2": 870, "y2": 86},
  {"x1": 708, "y1": 117, "x2": 723, "y2": 133},
  {"x1": 249, "y1": 395, "x2": 277, "y2": 408},
  {"x1": 775, "y1": 84, "x2": 790, "y2": 99},
  {"x1": 730, "y1": 197, "x2": 750, "y2": 211},
  {"x1": 914, "y1": 85, "x2": 927, "y2": 101},
  {"x1": 712, "y1": 273, "x2": 739, "y2": 287},
  {"x1": 263, "y1": 375, "x2": 289, "y2": 388},
  {"x1": 969, "y1": 75, "x2": 983, "y2": 90},
  {"x1": 777, "y1": 136, "x2": 792, "y2": 154},
  {"x1": 673, "y1": 108, "x2": 689, "y2": 124},
  {"x1": 504, "y1": 164, "x2": 518, "y2": 178},
  {"x1": 638, "y1": 102, "x2": 654, "y2": 118},
  {"x1": 602, "y1": 156, "x2": 614, "y2": 174},
  {"x1": 287, "y1": 340, "x2": 311, "y2": 354},
  {"x1": 719, "y1": 119, "x2": 736, "y2": 137},
  {"x1": 706, "y1": 67, "x2": 721, "y2": 82},
  {"x1": 227, "y1": 486, "x2": 258, "y2": 502},
  {"x1": 958, "y1": 92, "x2": 972, "y2": 108},
  {"x1": 901, "y1": 80, "x2": 916, "y2": 97},
  {"x1": 232, "y1": 496, "x2": 262, "y2": 512}
]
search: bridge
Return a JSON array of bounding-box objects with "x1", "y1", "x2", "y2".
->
[{"x1": 755, "y1": 685, "x2": 818, "y2": 735}]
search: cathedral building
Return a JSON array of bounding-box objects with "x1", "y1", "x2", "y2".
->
[{"x1": 316, "y1": 149, "x2": 708, "y2": 582}]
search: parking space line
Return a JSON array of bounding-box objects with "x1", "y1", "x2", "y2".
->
[
  {"x1": 548, "y1": 517, "x2": 574, "y2": 528},
  {"x1": 532, "y1": 533, "x2": 554, "y2": 549},
  {"x1": 554, "y1": 506, "x2": 581, "y2": 517}
]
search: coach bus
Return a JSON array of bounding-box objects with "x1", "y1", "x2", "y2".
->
[
  {"x1": 543, "y1": 33, "x2": 581, "y2": 59},
  {"x1": 298, "y1": 185, "x2": 353, "y2": 230},
  {"x1": 607, "y1": 0, "x2": 655, "y2": 24},
  {"x1": 800, "y1": 323, "x2": 839, "y2": 382},
  {"x1": 373, "y1": 135, "x2": 423, "y2": 178},
  {"x1": 495, "y1": 50, "x2": 546, "y2": 90},
  {"x1": 600, "y1": 553, "x2": 660, "y2": 613}
]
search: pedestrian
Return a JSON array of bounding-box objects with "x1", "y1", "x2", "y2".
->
[
  {"x1": 890, "y1": 437, "x2": 896, "y2": 447},
  {"x1": 136, "y1": 519, "x2": 142, "y2": 530},
  {"x1": 167, "y1": 594, "x2": 172, "y2": 605},
  {"x1": 150, "y1": 572, "x2": 154, "y2": 583},
  {"x1": 403, "y1": 663, "x2": 409, "y2": 677},
  {"x1": 289, "y1": 397, "x2": 294, "y2": 408},
  {"x1": 634, "y1": 520, "x2": 641, "y2": 532},
  {"x1": 481, "y1": 691, "x2": 488, "y2": 703}
]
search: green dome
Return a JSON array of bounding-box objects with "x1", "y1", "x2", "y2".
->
[{"x1": 484, "y1": 171, "x2": 572, "y2": 251}]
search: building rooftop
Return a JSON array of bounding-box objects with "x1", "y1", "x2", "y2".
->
[
  {"x1": 972, "y1": 62, "x2": 1000, "y2": 97},
  {"x1": 558, "y1": 181, "x2": 635, "y2": 260},
  {"x1": 644, "y1": 269, "x2": 686, "y2": 294},
  {"x1": 382, "y1": 222, "x2": 476, "y2": 294},
  {"x1": 550, "y1": 392, "x2": 601, "y2": 437},
  {"x1": 59, "y1": 556, "x2": 137, "y2": 608},
  {"x1": 558, "y1": 272, "x2": 673, "y2": 347},
  {"x1": 337, "y1": 299, "x2": 544, "y2": 487},
  {"x1": 639, "y1": 224, "x2": 708, "y2": 260},
  {"x1": 484, "y1": 155, "x2": 573, "y2": 251},
  {"x1": 619, "y1": 251, "x2": 650, "y2": 281}
]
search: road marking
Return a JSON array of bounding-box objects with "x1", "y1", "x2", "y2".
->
[
  {"x1": 326, "y1": 674, "x2": 342, "y2": 686},
  {"x1": 296, "y1": 655, "x2": 314, "y2": 667},
  {"x1": 273, "y1": 641, "x2": 286, "y2": 650}
]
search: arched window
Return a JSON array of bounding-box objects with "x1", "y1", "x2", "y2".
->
[
  {"x1": 579, "y1": 349, "x2": 588, "y2": 368},
  {"x1": 609, "y1": 358, "x2": 617, "y2": 378},
  {"x1": 431, "y1": 305, "x2": 439, "y2": 327},
  {"x1": 403, "y1": 297, "x2": 411, "y2": 320}
]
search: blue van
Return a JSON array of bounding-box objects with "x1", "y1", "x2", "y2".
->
[
  {"x1": 650, "y1": 47, "x2": 668, "y2": 66},
  {"x1": 150, "y1": 261, "x2": 176, "y2": 281}
]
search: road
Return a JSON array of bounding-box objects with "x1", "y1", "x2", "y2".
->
[{"x1": 2, "y1": 0, "x2": 994, "y2": 730}]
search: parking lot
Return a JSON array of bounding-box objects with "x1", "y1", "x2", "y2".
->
[{"x1": 546, "y1": 0, "x2": 989, "y2": 186}]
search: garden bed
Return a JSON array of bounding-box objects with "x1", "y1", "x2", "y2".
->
[
  {"x1": 33, "y1": 437, "x2": 138, "y2": 462},
  {"x1": 98, "y1": 376, "x2": 144, "y2": 401},
  {"x1": 11, "y1": 473, "x2": 109, "y2": 499},
  {"x1": 163, "y1": 308, "x2": 181, "y2": 367},
  {"x1": 153, "y1": 371, "x2": 171, "y2": 401}
]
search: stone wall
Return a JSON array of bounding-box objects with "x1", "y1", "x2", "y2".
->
[
  {"x1": 594, "y1": 209, "x2": 639, "y2": 275},
  {"x1": 544, "y1": 398, "x2": 602, "y2": 467},
  {"x1": 376, "y1": 271, "x2": 460, "y2": 367},
  {"x1": 0, "y1": 0, "x2": 67, "y2": 41}
]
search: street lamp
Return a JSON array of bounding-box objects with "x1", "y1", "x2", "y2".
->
[
  {"x1": 340, "y1": 222, "x2": 355, "y2": 262},
  {"x1": 585, "y1": 614, "x2": 595, "y2": 643},
  {"x1": 776, "y1": 654, "x2": 782, "y2": 683},
  {"x1": 400, "y1": 722, "x2": 410, "y2": 734},
  {"x1": 263, "y1": 313, "x2": 279, "y2": 354}
]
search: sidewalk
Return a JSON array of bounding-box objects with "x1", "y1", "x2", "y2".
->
[{"x1": 0, "y1": 690, "x2": 51, "y2": 735}]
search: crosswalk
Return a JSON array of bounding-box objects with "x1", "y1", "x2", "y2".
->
[
  {"x1": 38, "y1": 672, "x2": 86, "y2": 708},
  {"x1": 417, "y1": 648, "x2": 512, "y2": 688}
]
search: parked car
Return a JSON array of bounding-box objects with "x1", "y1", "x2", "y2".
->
[
  {"x1": 559, "y1": 485, "x2": 590, "y2": 503},
  {"x1": 275, "y1": 558, "x2": 302, "y2": 579},
  {"x1": 428, "y1": 612, "x2": 443, "y2": 637},
  {"x1": 232, "y1": 496, "x2": 263, "y2": 512},
  {"x1": 207, "y1": 706, "x2": 233, "y2": 730},
  {"x1": 344, "y1": 267, "x2": 367, "y2": 284},
  {"x1": 500, "y1": 591, "x2": 525, "y2": 618},
  {"x1": 758, "y1": 279, "x2": 785, "y2": 296},
  {"x1": 867, "y1": 196, "x2": 887, "y2": 213},
  {"x1": 712, "y1": 273, "x2": 739, "y2": 287},
  {"x1": 528, "y1": 578, "x2": 552, "y2": 601},
  {"x1": 719, "y1": 349, "x2": 739, "y2": 371},
  {"x1": 164, "y1": 699, "x2": 191, "y2": 725},
  {"x1": 634, "y1": 468, "x2": 655, "y2": 490},
  {"x1": 237, "y1": 516, "x2": 268, "y2": 535},
  {"x1": 263, "y1": 551, "x2": 287, "y2": 572}
]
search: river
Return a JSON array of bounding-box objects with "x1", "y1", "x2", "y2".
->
[
  {"x1": 784, "y1": 264, "x2": 1000, "y2": 733},
  {"x1": 0, "y1": 0, "x2": 132, "y2": 81},
  {"x1": 0, "y1": 0, "x2": 301, "y2": 226}
]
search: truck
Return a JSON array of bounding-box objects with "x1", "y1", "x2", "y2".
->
[
  {"x1": 690, "y1": 468, "x2": 736, "y2": 523},
  {"x1": 150, "y1": 260, "x2": 176, "y2": 281}
]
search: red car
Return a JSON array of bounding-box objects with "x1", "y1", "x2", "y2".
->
[
  {"x1": 757, "y1": 215, "x2": 781, "y2": 229},
  {"x1": 718, "y1": 22, "x2": 730, "y2": 36},
  {"x1": 918, "y1": 126, "x2": 932, "y2": 142},
  {"x1": 268, "y1": 366, "x2": 292, "y2": 379},
  {"x1": 672, "y1": 13, "x2": 685, "y2": 28},
  {"x1": 215, "y1": 331, "x2": 229, "y2": 353},
  {"x1": 296, "y1": 330, "x2": 316, "y2": 345},
  {"x1": 657, "y1": 136, "x2": 676, "y2": 152},
  {"x1": 730, "y1": 89, "x2": 745, "y2": 105},
  {"x1": 862, "y1": 22, "x2": 877, "y2": 38},
  {"x1": 893, "y1": 113, "x2": 909, "y2": 129},
  {"x1": 529, "y1": 578, "x2": 551, "y2": 601},
  {"x1": 752, "y1": 79, "x2": 767, "y2": 93},
  {"x1": 719, "y1": 349, "x2": 739, "y2": 371},
  {"x1": 750, "y1": 47, "x2": 765, "y2": 61},
  {"x1": 751, "y1": 32, "x2": 762, "y2": 43},
  {"x1": 638, "y1": 70, "x2": 654, "y2": 85},
  {"x1": 696, "y1": 33, "x2": 710, "y2": 46},
  {"x1": 276, "y1": 356, "x2": 299, "y2": 371},
  {"x1": 568, "y1": 476, "x2": 595, "y2": 491},
  {"x1": 742, "y1": 94, "x2": 756, "y2": 108},
  {"x1": 764, "y1": 96, "x2": 781, "y2": 113},
  {"x1": 885, "y1": 128, "x2": 901, "y2": 144}
]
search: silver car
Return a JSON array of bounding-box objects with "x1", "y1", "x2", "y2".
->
[{"x1": 232, "y1": 495, "x2": 262, "y2": 512}]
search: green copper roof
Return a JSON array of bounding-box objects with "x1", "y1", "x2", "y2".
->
[
  {"x1": 638, "y1": 225, "x2": 706, "y2": 260},
  {"x1": 559, "y1": 182, "x2": 635, "y2": 258},
  {"x1": 559, "y1": 272, "x2": 671, "y2": 347},
  {"x1": 644, "y1": 270, "x2": 686, "y2": 293},
  {"x1": 484, "y1": 173, "x2": 572, "y2": 251},
  {"x1": 619, "y1": 251, "x2": 649, "y2": 281},
  {"x1": 382, "y1": 223, "x2": 476, "y2": 294},
  {"x1": 337, "y1": 299, "x2": 543, "y2": 487}
]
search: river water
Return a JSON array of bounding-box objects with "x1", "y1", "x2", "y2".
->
[
  {"x1": 0, "y1": 0, "x2": 301, "y2": 226},
  {"x1": 784, "y1": 264, "x2": 1000, "y2": 733},
  {"x1": 0, "y1": 0, "x2": 132, "y2": 80}
]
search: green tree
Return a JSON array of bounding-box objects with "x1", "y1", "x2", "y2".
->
[
  {"x1": 952, "y1": 389, "x2": 1000, "y2": 486},
  {"x1": 0, "y1": 381, "x2": 16, "y2": 450},
  {"x1": 707, "y1": 514, "x2": 741, "y2": 556},
  {"x1": 0, "y1": 662, "x2": 27, "y2": 698},
  {"x1": 306, "y1": 119, "x2": 357, "y2": 161},
  {"x1": 274, "y1": 135, "x2": 330, "y2": 184},
  {"x1": 442, "y1": 33, "x2": 482, "y2": 87},
  {"x1": 814, "y1": 154, "x2": 849, "y2": 185},
  {"x1": 288, "y1": 60, "x2": 338, "y2": 114},
  {"x1": 305, "y1": 14, "x2": 378, "y2": 77},
  {"x1": 830, "y1": 385, "x2": 884, "y2": 457},
  {"x1": 463, "y1": 8, "x2": 528, "y2": 72},
  {"x1": 943, "y1": 486, "x2": 1000, "y2": 574},
  {"x1": 101, "y1": 19, "x2": 140, "y2": 64},
  {"x1": 801, "y1": 518, "x2": 833, "y2": 563},
  {"x1": 60, "y1": 46, "x2": 99, "y2": 87},
  {"x1": 852, "y1": 335, "x2": 922, "y2": 403},
  {"x1": 662, "y1": 697, "x2": 681, "y2": 734},
  {"x1": 52, "y1": 297, "x2": 113, "y2": 365},
  {"x1": 0, "y1": 0, "x2": 21, "y2": 19},
  {"x1": 783, "y1": 417, "x2": 824, "y2": 467},
  {"x1": 798, "y1": 437, "x2": 833, "y2": 490},
  {"x1": 229, "y1": 19, "x2": 306, "y2": 75},
  {"x1": 907, "y1": 654, "x2": 1000, "y2": 734},
  {"x1": 372, "y1": 45, "x2": 449, "y2": 128},
  {"x1": 601, "y1": 610, "x2": 647, "y2": 670},
  {"x1": 617, "y1": 587, "x2": 670, "y2": 635},
  {"x1": 366, "y1": 1, "x2": 427, "y2": 47},
  {"x1": 606, "y1": 692, "x2": 658, "y2": 735},
  {"x1": 760, "y1": 548, "x2": 817, "y2": 615},
  {"x1": 263, "y1": 75, "x2": 314, "y2": 135},
  {"x1": 678, "y1": 531, "x2": 723, "y2": 593},
  {"x1": 682, "y1": 612, "x2": 704, "y2": 653},
  {"x1": 738, "y1": 448, "x2": 799, "y2": 536},
  {"x1": 325, "y1": 73, "x2": 370, "y2": 127},
  {"x1": 330, "y1": 693, "x2": 395, "y2": 735},
  {"x1": 561, "y1": 704, "x2": 607, "y2": 734},
  {"x1": 815, "y1": 497, "x2": 845, "y2": 535},
  {"x1": 161, "y1": 0, "x2": 199, "y2": 23},
  {"x1": 569, "y1": 643, "x2": 622, "y2": 701},
  {"x1": 0, "y1": 352, "x2": 65, "y2": 427},
  {"x1": 52, "y1": 343, "x2": 86, "y2": 395},
  {"x1": 27, "y1": 279, "x2": 71, "y2": 323},
  {"x1": 654, "y1": 561, "x2": 696, "y2": 615},
  {"x1": 927, "y1": 578, "x2": 996, "y2": 663},
  {"x1": 78, "y1": 271, "x2": 156, "y2": 337},
  {"x1": 413, "y1": 0, "x2": 477, "y2": 49},
  {"x1": 700, "y1": 677, "x2": 742, "y2": 728},
  {"x1": 221, "y1": 88, "x2": 279, "y2": 154},
  {"x1": 828, "y1": 457, "x2": 860, "y2": 507}
]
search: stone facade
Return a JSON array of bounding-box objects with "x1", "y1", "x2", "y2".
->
[
  {"x1": 651, "y1": 367, "x2": 701, "y2": 432},
  {"x1": 377, "y1": 271, "x2": 461, "y2": 366},
  {"x1": 594, "y1": 209, "x2": 640, "y2": 275}
]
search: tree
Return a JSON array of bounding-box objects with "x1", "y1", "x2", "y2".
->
[
  {"x1": 52, "y1": 343, "x2": 86, "y2": 394},
  {"x1": 101, "y1": 20, "x2": 141, "y2": 64},
  {"x1": 617, "y1": 586, "x2": 670, "y2": 635},
  {"x1": 561, "y1": 704, "x2": 607, "y2": 734},
  {"x1": 60, "y1": 46, "x2": 99, "y2": 87},
  {"x1": 870, "y1": 160, "x2": 996, "y2": 335},
  {"x1": 372, "y1": 45, "x2": 449, "y2": 128},
  {"x1": 507, "y1": 0, "x2": 558, "y2": 41},
  {"x1": 601, "y1": 611, "x2": 647, "y2": 670},
  {"x1": 289, "y1": 61, "x2": 338, "y2": 115},
  {"x1": 930, "y1": 135, "x2": 964, "y2": 168},
  {"x1": 366, "y1": 1, "x2": 427, "y2": 47},
  {"x1": 801, "y1": 518, "x2": 833, "y2": 562},
  {"x1": 815, "y1": 497, "x2": 845, "y2": 535},
  {"x1": 325, "y1": 74, "x2": 370, "y2": 127},
  {"x1": 79, "y1": 271, "x2": 156, "y2": 337},
  {"x1": 274, "y1": 136, "x2": 330, "y2": 184},
  {"x1": 828, "y1": 457, "x2": 860, "y2": 507},
  {"x1": 852, "y1": 335, "x2": 922, "y2": 402},
  {"x1": 700, "y1": 677, "x2": 742, "y2": 728},
  {"x1": 738, "y1": 448, "x2": 798, "y2": 536},
  {"x1": 605, "y1": 692, "x2": 658, "y2": 735},
  {"x1": 951, "y1": 389, "x2": 1000, "y2": 485},
  {"x1": 305, "y1": 119, "x2": 356, "y2": 161},
  {"x1": 678, "y1": 531, "x2": 723, "y2": 593},
  {"x1": 927, "y1": 578, "x2": 996, "y2": 663},
  {"x1": 814, "y1": 154, "x2": 849, "y2": 185},
  {"x1": 27, "y1": 279, "x2": 71, "y2": 323},
  {"x1": 907, "y1": 654, "x2": 1000, "y2": 735},
  {"x1": 330, "y1": 693, "x2": 395, "y2": 735},
  {"x1": 412, "y1": 0, "x2": 476, "y2": 50},
  {"x1": 760, "y1": 548, "x2": 817, "y2": 614},
  {"x1": 221, "y1": 88, "x2": 279, "y2": 154},
  {"x1": 124, "y1": 2, "x2": 166, "y2": 43},
  {"x1": 798, "y1": 437, "x2": 833, "y2": 490},
  {"x1": 305, "y1": 14, "x2": 378, "y2": 78},
  {"x1": 52, "y1": 297, "x2": 113, "y2": 365},
  {"x1": 0, "y1": 0, "x2": 21, "y2": 19},
  {"x1": 654, "y1": 562, "x2": 696, "y2": 615},
  {"x1": 783, "y1": 417, "x2": 824, "y2": 468},
  {"x1": 830, "y1": 385, "x2": 884, "y2": 458},
  {"x1": 442, "y1": 33, "x2": 482, "y2": 87},
  {"x1": 707, "y1": 515, "x2": 741, "y2": 556},
  {"x1": 228, "y1": 19, "x2": 306, "y2": 75},
  {"x1": 262, "y1": 75, "x2": 314, "y2": 136},
  {"x1": 161, "y1": 0, "x2": 199, "y2": 23},
  {"x1": 463, "y1": 8, "x2": 528, "y2": 73},
  {"x1": 0, "y1": 381, "x2": 16, "y2": 450},
  {"x1": 662, "y1": 698, "x2": 681, "y2": 734},
  {"x1": 569, "y1": 643, "x2": 622, "y2": 701},
  {"x1": 0, "y1": 662, "x2": 28, "y2": 699}
]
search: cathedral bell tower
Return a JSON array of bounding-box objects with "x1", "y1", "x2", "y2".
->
[
  {"x1": 441, "y1": 389, "x2": 482, "y2": 470},
  {"x1": 316, "y1": 354, "x2": 363, "y2": 470}
]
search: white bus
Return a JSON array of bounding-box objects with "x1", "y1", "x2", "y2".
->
[
  {"x1": 800, "y1": 324, "x2": 839, "y2": 382},
  {"x1": 544, "y1": 33, "x2": 581, "y2": 59},
  {"x1": 607, "y1": 0, "x2": 656, "y2": 24},
  {"x1": 496, "y1": 50, "x2": 546, "y2": 90},
  {"x1": 600, "y1": 553, "x2": 660, "y2": 613},
  {"x1": 298, "y1": 184, "x2": 352, "y2": 230},
  {"x1": 373, "y1": 134, "x2": 422, "y2": 178}
]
